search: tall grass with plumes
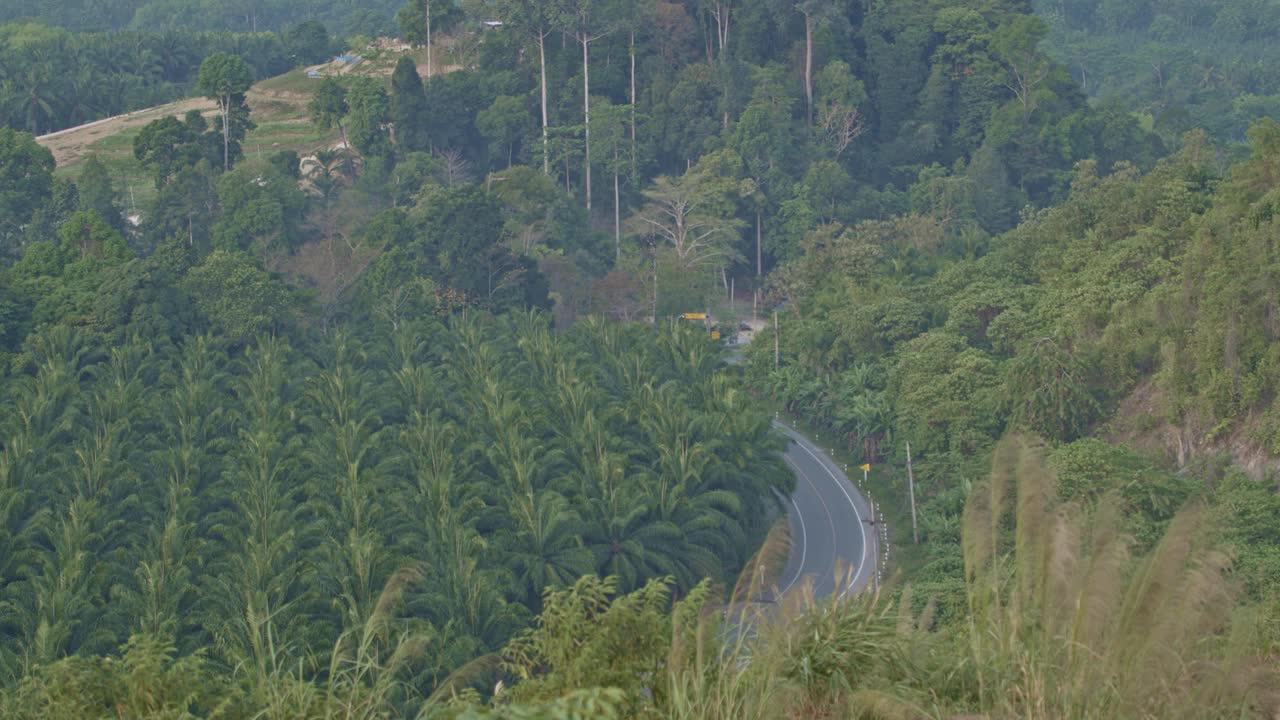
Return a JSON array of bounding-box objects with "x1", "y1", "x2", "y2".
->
[
  {"x1": 953, "y1": 435, "x2": 1278, "y2": 719},
  {"x1": 225, "y1": 435, "x2": 1278, "y2": 719},
  {"x1": 661, "y1": 434, "x2": 1279, "y2": 720}
]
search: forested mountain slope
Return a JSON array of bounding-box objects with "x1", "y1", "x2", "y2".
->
[
  {"x1": 1034, "y1": 0, "x2": 1280, "y2": 147},
  {"x1": 0, "y1": 22, "x2": 330, "y2": 136},
  {"x1": 0, "y1": 0, "x2": 1278, "y2": 715},
  {"x1": 750, "y1": 125, "x2": 1280, "y2": 619},
  {"x1": 0, "y1": 0, "x2": 398, "y2": 36}
]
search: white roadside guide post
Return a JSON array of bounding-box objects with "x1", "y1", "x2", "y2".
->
[{"x1": 861, "y1": 462, "x2": 877, "y2": 593}]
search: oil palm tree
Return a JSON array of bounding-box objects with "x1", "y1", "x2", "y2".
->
[
  {"x1": 10, "y1": 496, "x2": 113, "y2": 668},
  {"x1": 500, "y1": 490, "x2": 595, "y2": 607},
  {"x1": 199, "y1": 336, "x2": 314, "y2": 689},
  {"x1": 302, "y1": 334, "x2": 394, "y2": 625},
  {"x1": 583, "y1": 491, "x2": 687, "y2": 592}
]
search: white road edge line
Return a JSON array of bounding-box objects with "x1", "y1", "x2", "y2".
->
[
  {"x1": 779, "y1": 495, "x2": 807, "y2": 597},
  {"x1": 789, "y1": 434, "x2": 871, "y2": 597},
  {"x1": 785, "y1": 448, "x2": 841, "y2": 599}
]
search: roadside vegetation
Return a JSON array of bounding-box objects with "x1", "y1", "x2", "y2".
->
[{"x1": 0, "y1": 0, "x2": 1277, "y2": 715}]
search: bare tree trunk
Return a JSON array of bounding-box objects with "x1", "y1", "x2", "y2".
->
[
  {"x1": 711, "y1": 2, "x2": 731, "y2": 53},
  {"x1": 629, "y1": 31, "x2": 636, "y2": 174},
  {"x1": 717, "y1": 4, "x2": 730, "y2": 129},
  {"x1": 220, "y1": 96, "x2": 229, "y2": 171},
  {"x1": 907, "y1": 441, "x2": 919, "y2": 544},
  {"x1": 539, "y1": 33, "x2": 549, "y2": 175},
  {"x1": 614, "y1": 155, "x2": 621, "y2": 262},
  {"x1": 804, "y1": 13, "x2": 814, "y2": 127},
  {"x1": 755, "y1": 207, "x2": 762, "y2": 276},
  {"x1": 426, "y1": 0, "x2": 433, "y2": 79},
  {"x1": 582, "y1": 32, "x2": 592, "y2": 211},
  {"x1": 723, "y1": 3, "x2": 730, "y2": 51},
  {"x1": 652, "y1": 253, "x2": 659, "y2": 323},
  {"x1": 703, "y1": 14, "x2": 713, "y2": 64},
  {"x1": 714, "y1": 8, "x2": 724, "y2": 54}
]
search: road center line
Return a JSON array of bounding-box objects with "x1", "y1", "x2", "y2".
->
[
  {"x1": 783, "y1": 452, "x2": 837, "y2": 596},
  {"x1": 783, "y1": 428, "x2": 872, "y2": 596}
]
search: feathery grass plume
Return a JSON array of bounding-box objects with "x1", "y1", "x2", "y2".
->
[
  {"x1": 273, "y1": 564, "x2": 433, "y2": 720},
  {"x1": 843, "y1": 688, "x2": 931, "y2": 720},
  {"x1": 914, "y1": 597, "x2": 937, "y2": 633},
  {"x1": 1012, "y1": 435, "x2": 1053, "y2": 622},
  {"x1": 667, "y1": 565, "x2": 930, "y2": 720},
  {"x1": 1113, "y1": 511, "x2": 1237, "y2": 716},
  {"x1": 665, "y1": 589, "x2": 786, "y2": 720},
  {"x1": 1040, "y1": 501, "x2": 1081, "y2": 639},
  {"x1": 1062, "y1": 491, "x2": 1129, "y2": 664},
  {"x1": 962, "y1": 434, "x2": 1018, "y2": 618},
  {"x1": 420, "y1": 653, "x2": 502, "y2": 710},
  {"x1": 728, "y1": 518, "x2": 790, "y2": 607},
  {"x1": 896, "y1": 585, "x2": 916, "y2": 637},
  {"x1": 953, "y1": 435, "x2": 1279, "y2": 719},
  {"x1": 775, "y1": 573, "x2": 925, "y2": 718},
  {"x1": 668, "y1": 575, "x2": 722, "y2": 678},
  {"x1": 1114, "y1": 501, "x2": 1203, "y2": 638}
]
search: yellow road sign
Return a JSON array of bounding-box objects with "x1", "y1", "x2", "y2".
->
[
  {"x1": 858, "y1": 463, "x2": 871, "y2": 472},
  {"x1": 681, "y1": 312, "x2": 707, "y2": 320}
]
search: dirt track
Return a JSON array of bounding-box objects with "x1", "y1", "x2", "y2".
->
[{"x1": 37, "y1": 98, "x2": 218, "y2": 167}]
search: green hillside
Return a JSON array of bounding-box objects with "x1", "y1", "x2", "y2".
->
[{"x1": 0, "y1": 0, "x2": 1277, "y2": 716}]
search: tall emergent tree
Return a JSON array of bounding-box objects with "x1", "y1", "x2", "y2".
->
[
  {"x1": 497, "y1": 0, "x2": 569, "y2": 175},
  {"x1": 571, "y1": 0, "x2": 619, "y2": 212},
  {"x1": 629, "y1": 160, "x2": 746, "y2": 273},
  {"x1": 390, "y1": 56, "x2": 429, "y2": 152},
  {"x1": 308, "y1": 78, "x2": 350, "y2": 151},
  {"x1": 346, "y1": 77, "x2": 393, "y2": 161},
  {"x1": 196, "y1": 53, "x2": 254, "y2": 171},
  {"x1": 397, "y1": 0, "x2": 463, "y2": 80},
  {"x1": 477, "y1": 95, "x2": 535, "y2": 168},
  {"x1": 795, "y1": 0, "x2": 843, "y2": 127},
  {"x1": 77, "y1": 155, "x2": 123, "y2": 230},
  {"x1": 0, "y1": 128, "x2": 55, "y2": 259}
]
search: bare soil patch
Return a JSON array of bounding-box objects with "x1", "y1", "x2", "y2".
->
[{"x1": 37, "y1": 97, "x2": 216, "y2": 167}]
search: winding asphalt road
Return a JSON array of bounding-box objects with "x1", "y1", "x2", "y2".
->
[{"x1": 772, "y1": 422, "x2": 878, "y2": 600}]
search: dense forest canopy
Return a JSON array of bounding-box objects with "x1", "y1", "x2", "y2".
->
[
  {"x1": 1036, "y1": 0, "x2": 1280, "y2": 146},
  {"x1": 0, "y1": 0, "x2": 1278, "y2": 715},
  {"x1": 0, "y1": 22, "x2": 331, "y2": 136},
  {"x1": 0, "y1": 0, "x2": 399, "y2": 35}
]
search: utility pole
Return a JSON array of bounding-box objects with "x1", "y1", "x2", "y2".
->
[{"x1": 906, "y1": 441, "x2": 919, "y2": 545}]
